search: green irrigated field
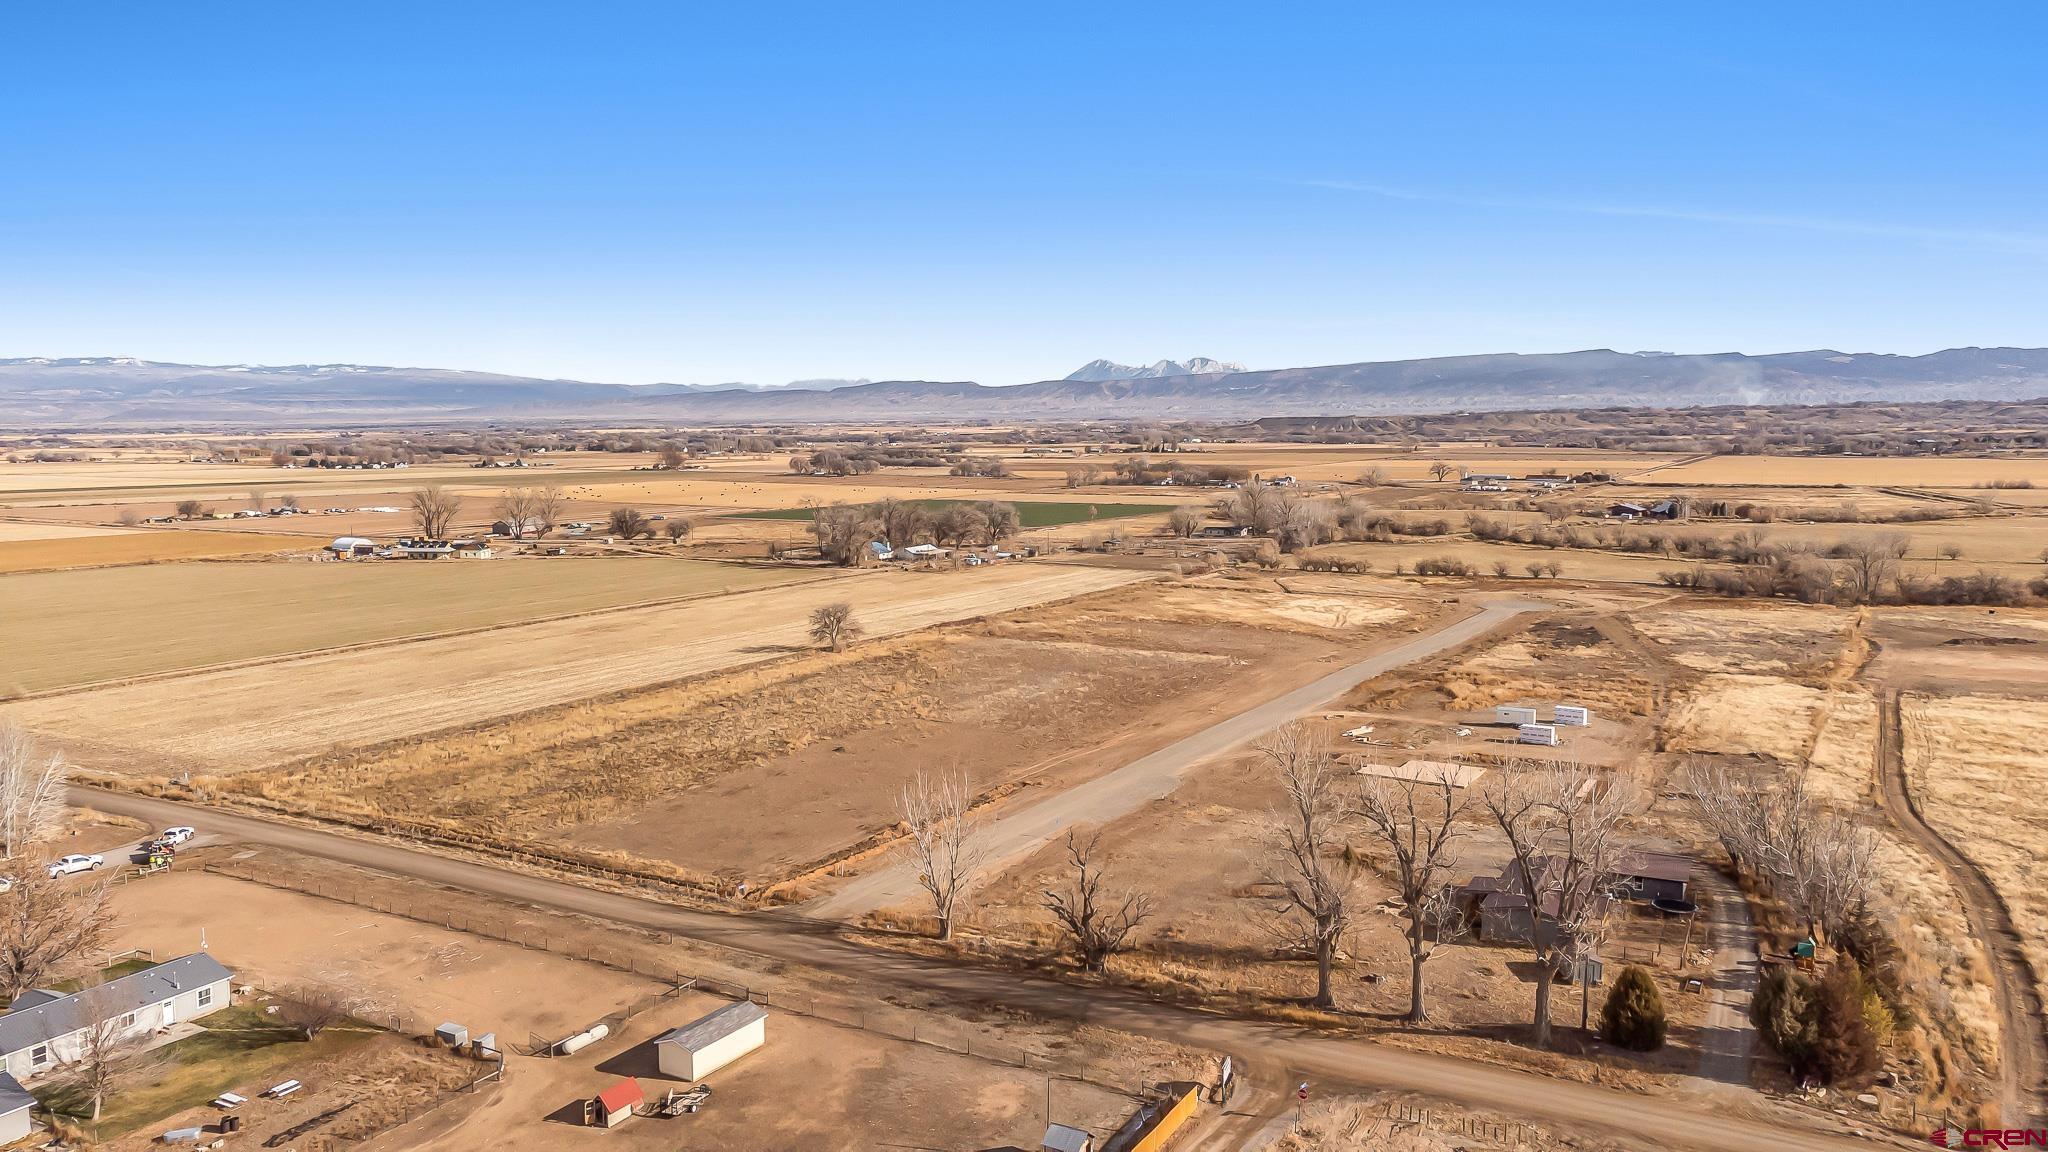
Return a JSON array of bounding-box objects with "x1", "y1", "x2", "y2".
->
[
  {"x1": 1, "y1": 556, "x2": 809, "y2": 694},
  {"x1": 726, "y1": 499, "x2": 1176, "y2": 527}
]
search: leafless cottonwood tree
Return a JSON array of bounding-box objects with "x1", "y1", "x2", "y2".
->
[
  {"x1": 1166, "y1": 506, "x2": 1204, "y2": 539},
  {"x1": 809, "y1": 602, "x2": 862, "y2": 652},
  {"x1": 64, "y1": 978, "x2": 151, "y2": 1122},
  {"x1": 1482, "y1": 761, "x2": 1641, "y2": 1048},
  {"x1": 1042, "y1": 830, "x2": 1152, "y2": 972},
  {"x1": 408, "y1": 485, "x2": 461, "y2": 539},
  {"x1": 1682, "y1": 762, "x2": 1876, "y2": 945},
  {"x1": 531, "y1": 485, "x2": 565, "y2": 536},
  {"x1": 1838, "y1": 535, "x2": 1908, "y2": 604},
  {"x1": 663, "y1": 518, "x2": 693, "y2": 543},
  {"x1": 0, "y1": 723, "x2": 67, "y2": 860},
  {"x1": 497, "y1": 487, "x2": 537, "y2": 533},
  {"x1": 898, "y1": 771, "x2": 988, "y2": 942},
  {"x1": 1428, "y1": 460, "x2": 1455, "y2": 483},
  {"x1": 1260, "y1": 723, "x2": 1355, "y2": 1009},
  {"x1": 0, "y1": 868, "x2": 114, "y2": 1000},
  {"x1": 1355, "y1": 766, "x2": 1469, "y2": 1022}
]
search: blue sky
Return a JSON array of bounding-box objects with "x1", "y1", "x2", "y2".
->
[{"x1": 3, "y1": 3, "x2": 2044, "y2": 386}]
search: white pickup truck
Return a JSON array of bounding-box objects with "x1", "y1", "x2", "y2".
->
[{"x1": 47, "y1": 853, "x2": 104, "y2": 878}]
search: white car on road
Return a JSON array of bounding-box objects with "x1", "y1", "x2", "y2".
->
[
  {"x1": 160, "y1": 826, "x2": 196, "y2": 845},
  {"x1": 47, "y1": 854, "x2": 104, "y2": 878}
]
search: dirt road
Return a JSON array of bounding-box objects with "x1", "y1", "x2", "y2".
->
[
  {"x1": 12, "y1": 563, "x2": 1148, "y2": 769},
  {"x1": 1876, "y1": 690, "x2": 2048, "y2": 1127},
  {"x1": 809, "y1": 596, "x2": 1548, "y2": 919},
  {"x1": 1693, "y1": 865, "x2": 1759, "y2": 1085},
  {"x1": 73, "y1": 786, "x2": 1882, "y2": 1151}
]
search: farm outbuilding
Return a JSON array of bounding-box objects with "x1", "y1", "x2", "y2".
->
[
  {"x1": 1615, "y1": 850, "x2": 1695, "y2": 903},
  {"x1": 327, "y1": 536, "x2": 376, "y2": 557},
  {"x1": 594, "y1": 1079, "x2": 642, "y2": 1128},
  {"x1": 655, "y1": 1001, "x2": 767, "y2": 1081}
]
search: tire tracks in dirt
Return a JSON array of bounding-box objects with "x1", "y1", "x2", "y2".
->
[{"x1": 1875, "y1": 688, "x2": 2047, "y2": 1126}]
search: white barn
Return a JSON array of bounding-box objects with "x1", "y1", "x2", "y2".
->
[
  {"x1": 0, "y1": 953, "x2": 233, "y2": 1081},
  {"x1": 654, "y1": 1001, "x2": 766, "y2": 1081}
]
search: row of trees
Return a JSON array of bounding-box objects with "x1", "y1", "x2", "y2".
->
[
  {"x1": 891, "y1": 726, "x2": 1664, "y2": 1052},
  {"x1": 810, "y1": 499, "x2": 1021, "y2": 565}
]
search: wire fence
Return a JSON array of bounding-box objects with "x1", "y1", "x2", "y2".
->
[{"x1": 203, "y1": 860, "x2": 1156, "y2": 1101}]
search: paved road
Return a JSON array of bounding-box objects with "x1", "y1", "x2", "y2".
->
[
  {"x1": 1876, "y1": 690, "x2": 2047, "y2": 1127},
  {"x1": 808, "y1": 596, "x2": 1548, "y2": 919}
]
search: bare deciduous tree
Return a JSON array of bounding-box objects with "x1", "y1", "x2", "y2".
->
[
  {"x1": 1260, "y1": 723, "x2": 1355, "y2": 1009},
  {"x1": 1428, "y1": 460, "x2": 1454, "y2": 483},
  {"x1": 1166, "y1": 506, "x2": 1204, "y2": 539},
  {"x1": 607, "y1": 507, "x2": 651, "y2": 539},
  {"x1": 663, "y1": 518, "x2": 694, "y2": 543},
  {"x1": 0, "y1": 868, "x2": 114, "y2": 1001},
  {"x1": 531, "y1": 485, "x2": 565, "y2": 537},
  {"x1": 809, "y1": 602, "x2": 861, "y2": 651},
  {"x1": 898, "y1": 771, "x2": 988, "y2": 941},
  {"x1": 1041, "y1": 830, "x2": 1152, "y2": 972},
  {"x1": 1683, "y1": 763, "x2": 1875, "y2": 946},
  {"x1": 277, "y1": 983, "x2": 350, "y2": 1041},
  {"x1": 64, "y1": 978, "x2": 150, "y2": 1122},
  {"x1": 1355, "y1": 766, "x2": 1468, "y2": 1022},
  {"x1": 1839, "y1": 534, "x2": 1907, "y2": 604},
  {"x1": 656, "y1": 441, "x2": 687, "y2": 469},
  {"x1": 497, "y1": 487, "x2": 537, "y2": 534},
  {"x1": 1482, "y1": 761, "x2": 1641, "y2": 1047},
  {"x1": 0, "y1": 724, "x2": 67, "y2": 860},
  {"x1": 408, "y1": 485, "x2": 461, "y2": 539}
]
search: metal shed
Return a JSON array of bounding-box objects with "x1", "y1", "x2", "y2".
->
[{"x1": 655, "y1": 1001, "x2": 767, "y2": 1082}]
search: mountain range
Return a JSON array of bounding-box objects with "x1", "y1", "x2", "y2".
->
[
  {"x1": 4, "y1": 349, "x2": 2048, "y2": 426},
  {"x1": 1064, "y1": 357, "x2": 1245, "y2": 381}
]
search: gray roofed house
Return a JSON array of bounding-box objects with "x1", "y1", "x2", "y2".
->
[
  {"x1": 0, "y1": 1070, "x2": 32, "y2": 1144},
  {"x1": 0, "y1": 953, "x2": 234, "y2": 1081}
]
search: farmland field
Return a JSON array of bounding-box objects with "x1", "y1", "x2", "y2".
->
[
  {"x1": 0, "y1": 520, "x2": 135, "y2": 542},
  {"x1": 0, "y1": 529, "x2": 322, "y2": 574},
  {"x1": 1, "y1": 556, "x2": 810, "y2": 694},
  {"x1": 725, "y1": 498, "x2": 1176, "y2": 526},
  {"x1": 6, "y1": 562, "x2": 1150, "y2": 770}
]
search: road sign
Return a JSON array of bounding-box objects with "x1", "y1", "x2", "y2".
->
[{"x1": 1297, "y1": 1082, "x2": 1309, "y2": 1101}]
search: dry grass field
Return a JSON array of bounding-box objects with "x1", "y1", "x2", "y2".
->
[
  {"x1": 1903, "y1": 692, "x2": 2048, "y2": 1020},
  {"x1": 0, "y1": 527, "x2": 320, "y2": 573},
  {"x1": 1651, "y1": 455, "x2": 2048, "y2": 488},
  {"x1": 3, "y1": 556, "x2": 809, "y2": 694},
  {"x1": 9, "y1": 563, "x2": 1148, "y2": 771},
  {"x1": 0, "y1": 519, "x2": 135, "y2": 541},
  {"x1": 215, "y1": 577, "x2": 1413, "y2": 884}
]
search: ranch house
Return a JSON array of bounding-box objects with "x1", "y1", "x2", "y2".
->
[{"x1": 0, "y1": 953, "x2": 234, "y2": 1081}]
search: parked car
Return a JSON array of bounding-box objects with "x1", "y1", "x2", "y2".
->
[
  {"x1": 160, "y1": 826, "x2": 196, "y2": 845},
  {"x1": 48, "y1": 853, "x2": 104, "y2": 878}
]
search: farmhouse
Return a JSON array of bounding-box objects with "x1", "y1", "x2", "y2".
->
[
  {"x1": 1614, "y1": 850, "x2": 1694, "y2": 903},
  {"x1": 391, "y1": 539, "x2": 455, "y2": 560},
  {"x1": 655, "y1": 1001, "x2": 767, "y2": 1081},
  {"x1": 0, "y1": 1073, "x2": 31, "y2": 1145},
  {"x1": 0, "y1": 953, "x2": 234, "y2": 1080}
]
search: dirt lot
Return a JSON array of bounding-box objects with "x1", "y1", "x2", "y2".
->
[
  {"x1": 3, "y1": 556, "x2": 808, "y2": 694},
  {"x1": 394, "y1": 1003, "x2": 1140, "y2": 1152},
  {"x1": 6, "y1": 562, "x2": 1147, "y2": 771},
  {"x1": 221, "y1": 578, "x2": 1414, "y2": 885},
  {"x1": 108, "y1": 871, "x2": 666, "y2": 1042}
]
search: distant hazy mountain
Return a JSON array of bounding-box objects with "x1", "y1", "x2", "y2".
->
[
  {"x1": 1065, "y1": 357, "x2": 1246, "y2": 381},
  {"x1": 5, "y1": 349, "x2": 2048, "y2": 426}
]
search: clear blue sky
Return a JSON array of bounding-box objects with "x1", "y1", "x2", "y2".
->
[{"x1": 3, "y1": 3, "x2": 2044, "y2": 386}]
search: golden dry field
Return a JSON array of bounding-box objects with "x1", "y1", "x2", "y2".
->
[
  {"x1": 7, "y1": 562, "x2": 1148, "y2": 771},
  {"x1": 1, "y1": 556, "x2": 810, "y2": 694},
  {"x1": 0, "y1": 528, "x2": 323, "y2": 573}
]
